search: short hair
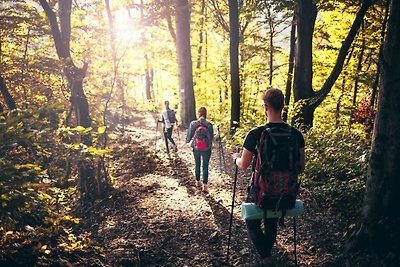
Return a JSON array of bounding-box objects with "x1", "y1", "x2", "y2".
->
[
  {"x1": 198, "y1": 107, "x2": 207, "y2": 118},
  {"x1": 262, "y1": 88, "x2": 284, "y2": 111},
  {"x1": 164, "y1": 100, "x2": 169, "y2": 106}
]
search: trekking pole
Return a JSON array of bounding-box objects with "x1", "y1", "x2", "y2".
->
[
  {"x1": 219, "y1": 137, "x2": 227, "y2": 173},
  {"x1": 217, "y1": 126, "x2": 222, "y2": 172},
  {"x1": 154, "y1": 121, "x2": 159, "y2": 151},
  {"x1": 176, "y1": 123, "x2": 181, "y2": 145},
  {"x1": 226, "y1": 148, "x2": 240, "y2": 262},
  {"x1": 163, "y1": 126, "x2": 170, "y2": 155}
]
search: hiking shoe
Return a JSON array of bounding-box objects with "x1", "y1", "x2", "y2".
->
[
  {"x1": 202, "y1": 184, "x2": 209, "y2": 193},
  {"x1": 173, "y1": 145, "x2": 178, "y2": 152},
  {"x1": 196, "y1": 180, "x2": 202, "y2": 187}
]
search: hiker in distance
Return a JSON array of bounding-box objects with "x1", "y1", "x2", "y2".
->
[
  {"x1": 159, "y1": 100, "x2": 178, "y2": 152},
  {"x1": 186, "y1": 107, "x2": 214, "y2": 193},
  {"x1": 232, "y1": 88, "x2": 305, "y2": 266}
]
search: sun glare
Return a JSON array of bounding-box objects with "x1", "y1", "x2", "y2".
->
[{"x1": 113, "y1": 8, "x2": 142, "y2": 44}]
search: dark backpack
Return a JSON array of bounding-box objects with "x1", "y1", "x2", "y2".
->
[
  {"x1": 250, "y1": 125, "x2": 300, "y2": 210},
  {"x1": 193, "y1": 121, "x2": 211, "y2": 151},
  {"x1": 167, "y1": 109, "x2": 176, "y2": 124}
]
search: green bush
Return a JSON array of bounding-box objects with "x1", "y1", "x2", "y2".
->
[
  {"x1": 301, "y1": 127, "x2": 370, "y2": 223},
  {"x1": 0, "y1": 105, "x2": 79, "y2": 231}
]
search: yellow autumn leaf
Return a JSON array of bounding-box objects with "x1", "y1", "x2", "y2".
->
[
  {"x1": 75, "y1": 126, "x2": 85, "y2": 132},
  {"x1": 98, "y1": 125, "x2": 106, "y2": 134}
]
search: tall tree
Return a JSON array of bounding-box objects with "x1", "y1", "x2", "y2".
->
[
  {"x1": 293, "y1": 0, "x2": 317, "y2": 126},
  {"x1": 293, "y1": 0, "x2": 373, "y2": 127},
  {"x1": 358, "y1": 0, "x2": 400, "y2": 256},
  {"x1": 229, "y1": 0, "x2": 240, "y2": 132},
  {"x1": 39, "y1": 0, "x2": 108, "y2": 202},
  {"x1": 175, "y1": 0, "x2": 196, "y2": 126}
]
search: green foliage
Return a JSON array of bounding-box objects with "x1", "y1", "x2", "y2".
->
[
  {"x1": 301, "y1": 127, "x2": 370, "y2": 223},
  {"x1": 0, "y1": 105, "x2": 81, "y2": 232}
]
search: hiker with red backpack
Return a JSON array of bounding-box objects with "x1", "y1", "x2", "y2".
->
[
  {"x1": 232, "y1": 88, "x2": 305, "y2": 267},
  {"x1": 159, "y1": 100, "x2": 178, "y2": 153},
  {"x1": 186, "y1": 107, "x2": 214, "y2": 193}
]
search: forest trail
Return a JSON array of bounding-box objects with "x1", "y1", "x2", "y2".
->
[{"x1": 74, "y1": 109, "x2": 350, "y2": 267}]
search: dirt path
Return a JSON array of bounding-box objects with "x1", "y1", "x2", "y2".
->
[{"x1": 77, "y1": 110, "x2": 351, "y2": 267}]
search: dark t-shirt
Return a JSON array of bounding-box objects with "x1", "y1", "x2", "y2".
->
[{"x1": 243, "y1": 122, "x2": 305, "y2": 154}]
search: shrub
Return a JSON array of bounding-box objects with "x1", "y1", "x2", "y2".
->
[{"x1": 301, "y1": 127, "x2": 370, "y2": 223}]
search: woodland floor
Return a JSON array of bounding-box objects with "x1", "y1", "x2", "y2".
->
[{"x1": 0, "y1": 109, "x2": 393, "y2": 267}]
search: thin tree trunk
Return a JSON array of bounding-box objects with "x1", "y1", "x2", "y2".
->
[
  {"x1": 352, "y1": 22, "x2": 365, "y2": 107},
  {"x1": 336, "y1": 76, "x2": 346, "y2": 127},
  {"x1": 144, "y1": 54, "x2": 152, "y2": 99},
  {"x1": 370, "y1": 0, "x2": 390, "y2": 108},
  {"x1": 104, "y1": 0, "x2": 117, "y2": 144},
  {"x1": 267, "y1": 6, "x2": 274, "y2": 86},
  {"x1": 196, "y1": 0, "x2": 206, "y2": 69},
  {"x1": 229, "y1": 0, "x2": 240, "y2": 132},
  {"x1": 283, "y1": 14, "x2": 296, "y2": 122},
  {"x1": 21, "y1": 28, "x2": 30, "y2": 109},
  {"x1": 140, "y1": 0, "x2": 153, "y2": 100}
]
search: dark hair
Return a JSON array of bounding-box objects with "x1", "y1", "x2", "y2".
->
[
  {"x1": 198, "y1": 107, "x2": 207, "y2": 118},
  {"x1": 262, "y1": 88, "x2": 284, "y2": 111}
]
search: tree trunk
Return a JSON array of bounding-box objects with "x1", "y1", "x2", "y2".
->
[
  {"x1": 352, "y1": 22, "x2": 365, "y2": 107},
  {"x1": 175, "y1": 0, "x2": 196, "y2": 127},
  {"x1": 196, "y1": 0, "x2": 206, "y2": 70},
  {"x1": 144, "y1": 54, "x2": 152, "y2": 100},
  {"x1": 104, "y1": 0, "x2": 117, "y2": 142},
  {"x1": 140, "y1": 0, "x2": 153, "y2": 100},
  {"x1": 267, "y1": 6, "x2": 274, "y2": 86},
  {"x1": 0, "y1": 76, "x2": 17, "y2": 110},
  {"x1": 336, "y1": 76, "x2": 346, "y2": 127},
  {"x1": 283, "y1": 14, "x2": 296, "y2": 123},
  {"x1": 40, "y1": 0, "x2": 107, "y2": 202},
  {"x1": 229, "y1": 0, "x2": 240, "y2": 132},
  {"x1": 293, "y1": 0, "x2": 317, "y2": 126},
  {"x1": 21, "y1": 28, "x2": 30, "y2": 109},
  {"x1": 361, "y1": 0, "x2": 400, "y2": 255}
]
